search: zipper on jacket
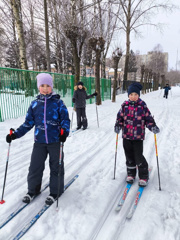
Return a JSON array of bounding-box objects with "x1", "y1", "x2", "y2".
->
[{"x1": 44, "y1": 97, "x2": 48, "y2": 144}]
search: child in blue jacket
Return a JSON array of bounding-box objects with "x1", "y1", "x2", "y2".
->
[
  {"x1": 163, "y1": 84, "x2": 171, "y2": 99},
  {"x1": 6, "y1": 73, "x2": 70, "y2": 205}
]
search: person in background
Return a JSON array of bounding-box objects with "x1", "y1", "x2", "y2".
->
[
  {"x1": 72, "y1": 81, "x2": 97, "y2": 130},
  {"x1": 163, "y1": 83, "x2": 171, "y2": 99},
  {"x1": 114, "y1": 82, "x2": 160, "y2": 187},
  {"x1": 6, "y1": 73, "x2": 70, "y2": 205}
]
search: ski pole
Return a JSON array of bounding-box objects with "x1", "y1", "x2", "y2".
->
[
  {"x1": 0, "y1": 128, "x2": 14, "y2": 204},
  {"x1": 113, "y1": 133, "x2": 119, "y2": 179},
  {"x1": 56, "y1": 141, "x2": 64, "y2": 210},
  {"x1": 95, "y1": 96, "x2": 99, "y2": 128},
  {"x1": 70, "y1": 104, "x2": 74, "y2": 131},
  {"x1": 154, "y1": 134, "x2": 161, "y2": 191}
]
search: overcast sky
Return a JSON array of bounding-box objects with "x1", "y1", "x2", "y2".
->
[
  {"x1": 131, "y1": 1, "x2": 180, "y2": 71},
  {"x1": 109, "y1": 0, "x2": 180, "y2": 71}
]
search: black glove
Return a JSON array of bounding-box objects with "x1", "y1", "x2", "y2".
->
[
  {"x1": 6, "y1": 128, "x2": 16, "y2": 143},
  {"x1": 93, "y1": 92, "x2": 98, "y2": 96},
  {"x1": 72, "y1": 98, "x2": 75, "y2": 103},
  {"x1": 151, "y1": 125, "x2": 160, "y2": 134},
  {"x1": 114, "y1": 124, "x2": 121, "y2": 134},
  {"x1": 59, "y1": 129, "x2": 67, "y2": 142}
]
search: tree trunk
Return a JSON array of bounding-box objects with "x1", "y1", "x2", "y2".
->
[
  {"x1": 123, "y1": 0, "x2": 131, "y2": 91},
  {"x1": 95, "y1": 51, "x2": 102, "y2": 105},
  {"x1": 144, "y1": 68, "x2": 148, "y2": 94},
  {"x1": 29, "y1": 2, "x2": 37, "y2": 70},
  {"x1": 10, "y1": 0, "x2": 28, "y2": 70},
  {"x1": 123, "y1": 28, "x2": 130, "y2": 91},
  {"x1": 161, "y1": 74, "x2": 165, "y2": 88},
  {"x1": 44, "y1": 0, "x2": 51, "y2": 72},
  {"x1": 71, "y1": 39, "x2": 80, "y2": 84},
  {"x1": 112, "y1": 49, "x2": 122, "y2": 102},
  {"x1": 101, "y1": 54, "x2": 106, "y2": 78},
  {"x1": 11, "y1": 7, "x2": 20, "y2": 68},
  {"x1": 112, "y1": 67, "x2": 117, "y2": 102}
]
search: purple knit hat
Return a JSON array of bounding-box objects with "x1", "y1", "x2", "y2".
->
[{"x1": 36, "y1": 73, "x2": 53, "y2": 89}]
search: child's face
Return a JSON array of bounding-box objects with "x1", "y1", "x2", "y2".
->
[
  {"x1": 78, "y1": 85, "x2": 83, "y2": 89},
  {"x1": 39, "y1": 84, "x2": 52, "y2": 95},
  {"x1": 129, "y1": 92, "x2": 139, "y2": 101}
]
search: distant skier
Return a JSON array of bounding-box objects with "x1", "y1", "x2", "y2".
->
[
  {"x1": 6, "y1": 73, "x2": 70, "y2": 205},
  {"x1": 72, "y1": 81, "x2": 97, "y2": 130},
  {"x1": 163, "y1": 83, "x2": 171, "y2": 99},
  {"x1": 114, "y1": 82, "x2": 160, "y2": 187}
]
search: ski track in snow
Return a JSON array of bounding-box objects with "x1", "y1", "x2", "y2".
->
[{"x1": 0, "y1": 87, "x2": 180, "y2": 240}]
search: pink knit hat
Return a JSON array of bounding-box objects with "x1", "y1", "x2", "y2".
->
[{"x1": 36, "y1": 73, "x2": 53, "y2": 89}]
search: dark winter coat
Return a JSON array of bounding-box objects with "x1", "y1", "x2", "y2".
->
[
  {"x1": 115, "y1": 98, "x2": 155, "y2": 140},
  {"x1": 14, "y1": 92, "x2": 70, "y2": 144},
  {"x1": 73, "y1": 86, "x2": 94, "y2": 108},
  {"x1": 163, "y1": 86, "x2": 171, "y2": 94}
]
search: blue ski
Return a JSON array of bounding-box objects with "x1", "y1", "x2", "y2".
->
[
  {"x1": 0, "y1": 183, "x2": 49, "y2": 229},
  {"x1": 126, "y1": 186, "x2": 145, "y2": 219},
  {"x1": 126, "y1": 167, "x2": 153, "y2": 219},
  {"x1": 13, "y1": 175, "x2": 79, "y2": 240},
  {"x1": 115, "y1": 183, "x2": 132, "y2": 212}
]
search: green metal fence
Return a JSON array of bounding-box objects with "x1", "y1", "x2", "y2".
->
[{"x1": 0, "y1": 67, "x2": 111, "y2": 122}]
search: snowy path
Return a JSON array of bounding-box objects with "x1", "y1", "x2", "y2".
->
[{"x1": 0, "y1": 87, "x2": 180, "y2": 240}]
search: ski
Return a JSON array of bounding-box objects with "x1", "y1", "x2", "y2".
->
[
  {"x1": 69, "y1": 127, "x2": 88, "y2": 137},
  {"x1": 0, "y1": 183, "x2": 49, "y2": 229},
  {"x1": 68, "y1": 128, "x2": 82, "y2": 137},
  {"x1": 115, "y1": 183, "x2": 133, "y2": 212},
  {"x1": 126, "y1": 167, "x2": 153, "y2": 219},
  {"x1": 13, "y1": 175, "x2": 79, "y2": 240},
  {"x1": 126, "y1": 185, "x2": 145, "y2": 219},
  {"x1": 72, "y1": 128, "x2": 82, "y2": 133}
]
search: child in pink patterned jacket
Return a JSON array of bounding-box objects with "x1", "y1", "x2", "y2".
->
[{"x1": 114, "y1": 82, "x2": 160, "y2": 187}]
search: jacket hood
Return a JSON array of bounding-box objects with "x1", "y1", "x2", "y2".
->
[{"x1": 74, "y1": 85, "x2": 87, "y2": 91}]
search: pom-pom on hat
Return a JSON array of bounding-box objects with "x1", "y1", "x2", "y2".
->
[
  {"x1": 77, "y1": 81, "x2": 84, "y2": 86},
  {"x1": 36, "y1": 73, "x2": 53, "y2": 89},
  {"x1": 128, "y1": 82, "x2": 142, "y2": 96}
]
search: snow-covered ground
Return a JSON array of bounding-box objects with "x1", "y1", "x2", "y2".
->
[{"x1": 0, "y1": 87, "x2": 180, "y2": 240}]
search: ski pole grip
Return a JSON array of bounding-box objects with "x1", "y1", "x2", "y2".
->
[{"x1": 154, "y1": 134, "x2": 158, "y2": 156}]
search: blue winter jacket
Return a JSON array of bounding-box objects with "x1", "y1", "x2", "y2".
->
[
  {"x1": 164, "y1": 86, "x2": 171, "y2": 94},
  {"x1": 14, "y1": 92, "x2": 70, "y2": 144}
]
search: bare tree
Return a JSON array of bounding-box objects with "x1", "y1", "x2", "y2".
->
[
  {"x1": 10, "y1": 0, "x2": 28, "y2": 69},
  {"x1": 64, "y1": 0, "x2": 87, "y2": 83},
  {"x1": 97, "y1": 1, "x2": 121, "y2": 79},
  {"x1": 112, "y1": 48, "x2": 122, "y2": 102},
  {"x1": 44, "y1": 0, "x2": 51, "y2": 72},
  {"x1": 147, "y1": 44, "x2": 167, "y2": 75},
  {"x1": 89, "y1": 36, "x2": 105, "y2": 105},
  {"x1": 140, "y1": 64, "x2": 145, "y2": 87},
  {"x1": 166, "y1": 70, "x2": 180, "y2": 86},
  {"x1": 116, "y1": 0, "x2": 174, "y2": 90},
  {"x1": 0, "y1": 25, "x2": 8, "y2": 66}
]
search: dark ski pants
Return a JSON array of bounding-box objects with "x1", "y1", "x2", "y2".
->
[
  {"x1": 76, "y1": 107, "x2": 88, "y2": 128},
  {"x1": 28, "y1": 142, "x2": 64, "y2": 196},
  {"x1": 123, "y1": 139, "x2": 149, "y2": 180},
  {"x1": 164, "y1": 92, "x2": 168, "y2": 98}
]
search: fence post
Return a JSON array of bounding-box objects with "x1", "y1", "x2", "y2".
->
[
  {"x1": 0, "y1": 107, "x2": 2, "y2": 122},
  {"x1": 101, "y1": 78, "x2": 104, "y2": 101},
  {"x1": 89, "y1": 77, "x2": 92, "y2": 104},
  {"x1": 71, "y1": 75, "x2": 74, "y2": 107}
]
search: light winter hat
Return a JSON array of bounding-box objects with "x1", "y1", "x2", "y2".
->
[
  {"x1": 128, "y1": 82, "x2": 142, "y2": 96},
  {"x1": 36, "y1": 73, "x2": 53, "y2": 89}
]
